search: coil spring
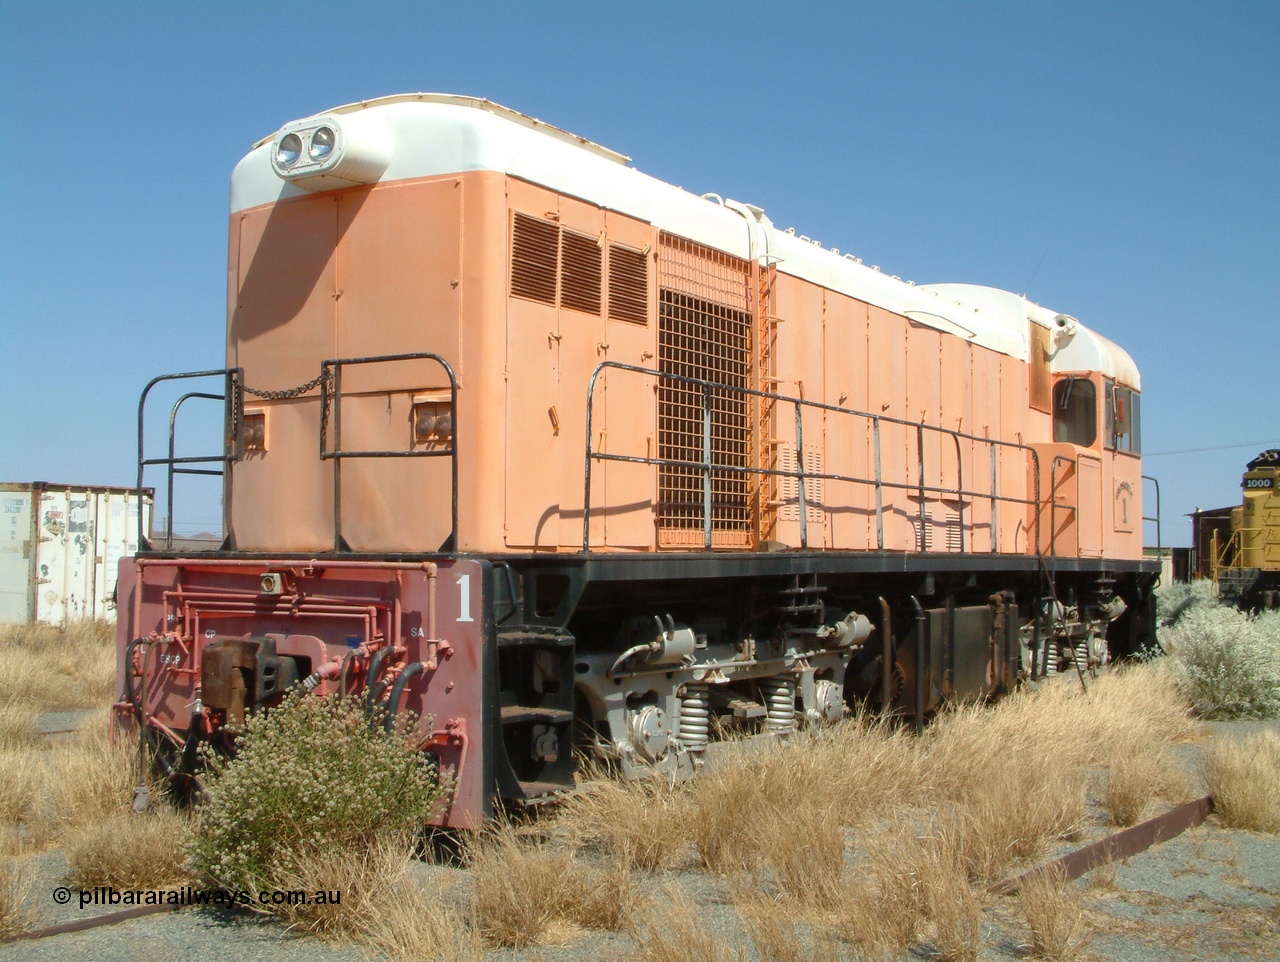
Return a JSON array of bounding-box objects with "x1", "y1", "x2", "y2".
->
[
  {"x1": 762, "y1": 678, "x2": 796, "y2": 734},
  {"x1": 678, "y1": 684, "x2": 710, "y2": 751},
  {"x1": 1074, "y1": 636, "x2": 1098, "y2": 673},
  {"x1": 1038, "y1": 639, "x2": 1063, "y2": 676}
]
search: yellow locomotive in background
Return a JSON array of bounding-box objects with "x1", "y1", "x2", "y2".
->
[{"x1": 1214, "y1": 449, "x2": 1280, "y2": 609}]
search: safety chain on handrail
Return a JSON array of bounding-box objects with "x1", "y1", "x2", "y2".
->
[
  {"x1": 234, "y1": 370, "x2": 335, "y2": 450},
  {"x1": 242, "y1": 370, "x2": 331, "y2": 400}
]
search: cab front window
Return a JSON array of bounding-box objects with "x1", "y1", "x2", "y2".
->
[{"x1": 1053, "y1": 378, "x2": 1097, "y2": 447}]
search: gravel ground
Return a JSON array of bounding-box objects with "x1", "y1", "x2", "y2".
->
[{"x1": 4, "y1": 721, "x2": 1278, "y2": 962}]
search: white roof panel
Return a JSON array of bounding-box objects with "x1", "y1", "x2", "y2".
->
[{"x1": 231, "y1": 95, "x2": 1137, "y2": 375}]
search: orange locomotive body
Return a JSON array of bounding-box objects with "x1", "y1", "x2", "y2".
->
[{"x1": 118, "y1": 95, "x2": 1159, "y2": 825}]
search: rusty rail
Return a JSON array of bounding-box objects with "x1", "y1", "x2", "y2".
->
[
  {"x1": 0, "y1": 901, "x2": 180, "y2": 945},
  {"x1": 992, "y1": 794, "x2": 1215, "y2": 895}
]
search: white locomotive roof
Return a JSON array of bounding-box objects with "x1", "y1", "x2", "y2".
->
[
  {"x1": 921, "y1": 284, "x2": 1140, "y2": 389},
  {"x1": 231, "y1": 94, "x2": 1135, "y2": 381}
]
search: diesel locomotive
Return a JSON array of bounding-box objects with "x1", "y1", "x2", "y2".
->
[
  {"x1": 117, "y1": 94, "x2": 1160, "y2": 826},
  {"x1": 1213, "y1": 449, "x2": 1280, "y2": 609}
]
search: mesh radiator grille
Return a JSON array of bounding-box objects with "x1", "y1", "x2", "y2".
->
[{"x1": 656, "y1": 233, "x2": 752, "y2": 542}]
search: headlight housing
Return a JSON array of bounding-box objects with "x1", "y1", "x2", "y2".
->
[
  {"x1": 276, "y1": 133, "x2": 303, "y2": 168},
  {"x1": 309, "y1": 125, "x2": 335, "y2": 161},
  {"x1": 412, "y1": 400, "x2": 453, "y2": 446},
  {"x1": 268, "y1": 115, "x2": 393, "y2": 191}
]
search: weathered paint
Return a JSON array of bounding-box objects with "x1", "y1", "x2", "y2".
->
[
  {"x1": 0, "y1": 483, "x2": 152, "y2": 625},
  {"x1": 114, "y1": 556, "x2": 490, "y2": 827}
]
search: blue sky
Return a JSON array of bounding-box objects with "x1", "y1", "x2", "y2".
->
[{"x1": 1, "y1": 1, "x2": 1276, "y2": 545}]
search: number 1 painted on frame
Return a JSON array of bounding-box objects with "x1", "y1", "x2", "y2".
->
[{"x1": 457, "y1": 574, "x2": 474, "y2": 623}]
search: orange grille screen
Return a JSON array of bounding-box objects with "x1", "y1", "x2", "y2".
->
[{"x1": 656, "y1": 234, "x2": 752, "y2": 540}]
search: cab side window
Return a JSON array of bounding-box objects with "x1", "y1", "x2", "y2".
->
[
  {"x1": 1106, "y1": 382, "x2": 1141, "y2": 454},
  {"x1": 1053, "y1": 378, "x2": 1097, "y2": 447}
]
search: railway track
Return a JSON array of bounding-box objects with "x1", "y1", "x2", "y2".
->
[{"x1": 3, "y1": 794, "x2": 1218, "y2": 946}]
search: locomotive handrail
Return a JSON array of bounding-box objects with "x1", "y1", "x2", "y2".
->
[
  {"x1": 1211, "y1": 525, "x2": 1261, "y2": 578},
  {"x1": 136, "y1": 368, "x2": 243, "y2": 550},
  {"x1": 583, "y1": 361, "x2": 1043, "y2": 556},
  {"x1": 320, "y1": 352, "x2": 458, "y2": 553},
  {"x1": 162, "y1": 392, "x2": 226, "y2": 550},
  {"x1": 1142, "y1": 474, "x2": 1162, "y2": 557}
]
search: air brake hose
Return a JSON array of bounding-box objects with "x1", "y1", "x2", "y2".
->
[
  {"x1": 123, "y1": 638, "x2": 145, "y2": 725},
  {"x1": 364, "y1": 646, "x2": 393, "y2": 716},
  {"x1": 383, "y1": 662, "x2": 426, "y2": 733},
  {"x1": 338, "y1": 648, "x2": 361, "y2": 697}
]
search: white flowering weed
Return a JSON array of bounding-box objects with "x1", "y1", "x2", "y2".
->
[
  {"x1": 1161, "y1": 602, "x2": 1280, "y2": 719},
  {"x1": 187, "y1": 694, "x2": 450, "y2": 891},
  {"x1": 1156, "y1": 579, "x2": 1218, "y2": 628}
]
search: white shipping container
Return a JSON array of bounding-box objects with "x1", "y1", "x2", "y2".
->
[{"x1": 0, "y1": 483, "x2": 153, "y2": 625}]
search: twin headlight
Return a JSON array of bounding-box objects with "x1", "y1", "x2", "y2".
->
[
  {"x1": 269, "y1": 115, "x2": 393, "y2": 190},
  {"x1": 274, "y1": 126, "x2": 335, "y2": 169}
]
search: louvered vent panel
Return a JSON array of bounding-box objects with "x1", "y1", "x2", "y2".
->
[
  {"x1": 609, "y1": 244, "x2": 649, "y2": 324},
  {"x1": 777, "y1": 445, "x2": 825, "y2": 524},
  {"x1": 511, "y1": 213, "x2": 558, "y2": 305},
  {"x1": 560, "y1": 230, "x2": 602, "y2": 314},
  {"x1": 944, "y1": 509, "x2": 963, "y2": 551},
  {"x1": 913, "y1": 512, "x2": 933, "y2": 552}
]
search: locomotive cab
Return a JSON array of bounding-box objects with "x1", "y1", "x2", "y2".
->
[{"x1": 1215, "y1": 449, "x2": 1280, "y2": 608}]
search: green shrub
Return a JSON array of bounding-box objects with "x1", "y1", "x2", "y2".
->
[
  {"x1": 1161, "y1": 605, "x2": 1280, "y2": 719},
  {"x1": 1155, "y1": 579, "x2": 1217, "y2": 628},
  {"x1": 187, "y1": 694, "x2": 450, "y2": 892}
]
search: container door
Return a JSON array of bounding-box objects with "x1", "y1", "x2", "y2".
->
[{"x1": 0, "y1": 490, "x2": 33, "y2": 622}]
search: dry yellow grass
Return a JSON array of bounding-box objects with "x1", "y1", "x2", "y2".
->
[
  {"x1": 0, "y1": 752, "x2": 42, "y2": 830},
  {"x1": 0, "y1": 713, "x2": 145, "y2": 860},
  {"x1": 681, "y1": 718, "x2": 920, "y2": 884},
  {"x1": 1203, "y1": 730, "x2": 1280, "y2": 833},
  {"x1": 0, "y1": 620, "x2": 116, "y2": 711},
  {"x1": 267, "y1": 837, "x2": 484, "y2": 961},
  {"x1": 1083, "y1": 861, "x2": 1118, "y2": 892},
  {"x1": 0, "y1": 626, "x2": 1203, "y2": 961},
  {"x1": 834, "y1": 819, "x2": 990, "y2": 960},
  {"x1": 817, "y1": 713, "x2": 926, "y2": 821},
  {"x1": 64, "y1": 809, "x2": 191, "y2": 889},
  {"x1": 560, "y1": 857, "x2": 642, "y2": 931},
  {"x1": 0, "y1": 702, "x2": 40, "y2": 753},
  {"x1": 921, "y1": 822, "x2": 985, "y2": 962},
  {"x1": 633, "y1": 890, "x2": 744, "y2": 962},
  {"x1": 685, "y1": 756, "x2": 766, "y2": 876},
  {"x1": 47, "y1": 712, "x2": 137, "y2": 829},
  {"x1": 556, "y1": 659, "x2": 1193, "y2": 930},
  {"x1": 557, "y1": 773, "x2": 691, "y2": 871},
  {"x1": 366, "y1": 894, "x2": 484, "y2": 962},
  {"x1": 0, "y1": 859, "x2": 35, "y2": 940},
  {"x1": 1102, "y1": 739, "x2": 1189, "y2": 827},
  {"x1": 747, "y1": 784, "x2": 846, "y2": 906},
  {"x1": 835, "y1": 823, "x2": 932, "y2": 956},
  {"x1": 465, "y1": 800, "x2": 644, "y2": 938},
  {"x1": 483, "y1": 660, "x2": 1192, "y2": 960},
  {"x1": 919, "y1": 707, "x2": 1088, "y2": 883},
  {"x1": 732, "y1": 890, "x2": 847, "y2": 962},
  {"x1": 0, "y1": 621, "x2": 125, "y2": 857},
  {"x1": 1019, "y1": 866, "x2": 1092, "y2": 960},
  {"x1": 467, "y1": 822, "x2": 573, "y2": 947}
]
